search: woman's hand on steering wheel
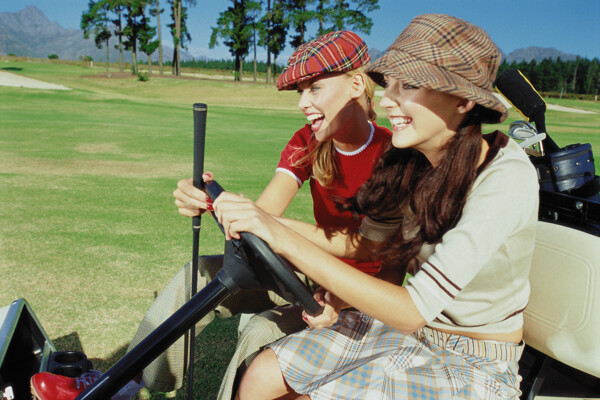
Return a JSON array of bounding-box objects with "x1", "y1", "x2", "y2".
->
[
  {"x1": 173, "y1": 172, "x2": 215, "y2": 217},
  {"x1": 302, "y1": 288, "x2": 344, "y2": 329},
  {"x1": 212, "y1": 192, "x2": 287, "y2": 253}
]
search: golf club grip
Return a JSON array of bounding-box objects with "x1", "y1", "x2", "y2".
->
[
  {"x1": 193, "y1": 103, "x2": 207, "y2": 191},
  {"x1": 495, "y1": 69, "x2": 546, "y2": 120}
]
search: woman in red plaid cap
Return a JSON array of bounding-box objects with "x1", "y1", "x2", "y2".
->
[
  {"x1": 214, "y1": 14, "x2": 538, "y2": 400},
  {"x1": 77, "y1": 30, "x2": 392, "y2": 400}
]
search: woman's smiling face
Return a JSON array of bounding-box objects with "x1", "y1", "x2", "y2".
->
[
  {"x1": 296, "y1": 73, "x2": 355, "y2": 143},
  {"x1": 379, "y1": 77, "x2": 468, "y2": 165}
]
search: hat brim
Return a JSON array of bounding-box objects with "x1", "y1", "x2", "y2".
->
[{"x1": 368, "y1": 49, "x2": 507, "y2": 123}]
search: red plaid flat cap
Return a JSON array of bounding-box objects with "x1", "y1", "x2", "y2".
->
[
  {"x1": 368, "y1": 14, "x2": 508, "y2": 123},
  {"x1": 276, "y1": 30, "x2": 371, "y2": 91}
]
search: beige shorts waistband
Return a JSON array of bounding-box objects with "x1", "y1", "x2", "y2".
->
[{"x1": 415, "y1": 326, "x2": 524, "y2": 361}]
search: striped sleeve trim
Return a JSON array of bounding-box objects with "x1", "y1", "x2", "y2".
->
[{"x1": 421, "y1": 261, "x2": 462, "y2": 298}]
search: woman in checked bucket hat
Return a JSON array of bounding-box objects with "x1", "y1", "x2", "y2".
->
[{"x1": 213, "y1": 14, "x2": 539, "y2": 400}]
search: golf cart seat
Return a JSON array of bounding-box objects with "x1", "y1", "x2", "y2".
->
[{"x1": 520, "y1": 220, "x2": 600, "y2": 398}]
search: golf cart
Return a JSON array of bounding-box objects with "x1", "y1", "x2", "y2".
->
[
  {"x1": 496, "y1": 70, "x2": 600, "y2": 399},
  {"x1": 3, "y1": 69, "x2": 599, "y2": 399}
]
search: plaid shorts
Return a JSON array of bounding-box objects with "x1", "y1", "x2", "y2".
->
[{"x1": 269, "y1": 310, "x2": 523, "y2": 399}]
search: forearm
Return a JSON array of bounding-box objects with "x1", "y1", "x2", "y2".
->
[
  {"x1": 277, "y1": 225, "x2": 425, "y2": 334},
  {"x1": 276, "y1": 216, "x2": 379, "y2": 261},
  {"x1": 256, "y1": 172, "x2": 299, "y2": 217}
]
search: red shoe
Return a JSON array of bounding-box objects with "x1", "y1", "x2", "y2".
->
[{"x1": 30, "y1": 371, "x2": 102, "y2": 400}]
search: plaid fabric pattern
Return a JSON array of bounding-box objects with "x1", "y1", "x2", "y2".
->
[
  {"x1": 270, "y1": 310, "x2": 523, "y2": 399},
  {"x1": 367, "y1": 14, "x2": 508, "y2": 123},
  {"x1": 276, "y1": 30, "x2": 370, "y2": 91},
  {"x1": 218, "y1": 305, "x2": 306, "y2": 400}
]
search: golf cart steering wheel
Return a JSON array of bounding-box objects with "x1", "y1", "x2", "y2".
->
[{"x1": 205, "y1": 180, "x2": 324, "y2": 316}]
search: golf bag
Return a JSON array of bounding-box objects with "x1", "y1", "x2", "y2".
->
[{"x1": 496, "y1": 69, "x2": 600, "y2": 235}]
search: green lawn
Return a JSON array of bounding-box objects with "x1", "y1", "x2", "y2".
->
[
  {"x1": 1, "y1": 60, "x2": 313, "y2": 399},
  {"x1": 1, "y1": 59, "x2": 599, "y2": 399}
]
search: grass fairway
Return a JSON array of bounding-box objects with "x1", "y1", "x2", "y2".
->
[{"x1": 1, "y1": 59, "x2": 599, "y2": 399}]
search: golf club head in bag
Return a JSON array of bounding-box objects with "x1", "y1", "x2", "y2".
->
[
  {"x1": 495, "y1": 68, "x2": 558, "y2": 154},
  {"x1": 508, "y1": 120, "x2": 546, "y2": 155}
]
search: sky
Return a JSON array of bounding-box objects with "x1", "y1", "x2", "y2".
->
[{"x1": 3, "y1": 0, "x2": 600, "y2": 62}]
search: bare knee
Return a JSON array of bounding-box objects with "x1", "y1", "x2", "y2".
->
[{"x1": 237, "y1": 349, "x2": 291, "y2": 400}]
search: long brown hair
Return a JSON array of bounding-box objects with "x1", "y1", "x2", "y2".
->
[
  {"x1": 350, "y1": 109, "x2": 485, "y2": 278},
  {"x1": 292, "y1": 66, "x2": 377, "y2": 188}
]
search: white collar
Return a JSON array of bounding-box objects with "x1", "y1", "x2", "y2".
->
[{"x1": 334, "y1": 121, "x2": 375, "y2": 156}]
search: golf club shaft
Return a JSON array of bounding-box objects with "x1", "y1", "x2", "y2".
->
[
  {"x1": 189, "y1": 103, "x2": 207, "y2": 399},
  {"x1": 75, "y1": 278, "x2": 231, "y2": 400}
]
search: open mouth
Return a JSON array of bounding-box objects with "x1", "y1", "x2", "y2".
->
[
  {"x1": 390, "y1": 116, "x2": 412, "y2": 129},
  {"x1": 307, "y1": 113, "x2": 325, "y2": 132}
]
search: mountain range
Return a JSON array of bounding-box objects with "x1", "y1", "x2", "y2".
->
[
  {"x1": 0, "y1": 6, "x2": 194, "y2": 63},
  {"x1": 0, "y1": 6, "x2": 581, "y2": 64}
]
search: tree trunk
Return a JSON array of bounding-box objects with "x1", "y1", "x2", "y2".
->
[
  {"x1": 118, "y1": 9, "x2": 124, "y2": 72},
  {"x1": 266, "y1": 50, "x2": 271, "y2": 84},
  {"x1": 234, "y1": 55, "x2": 242, "y2": 81},
  {"x1": 105, "y1": 37, "x2": 111, "y2": 77},
  {"x1": 148, "y1": 54, "x2": 152, "y2": 75},
  {"x1": 172, "y1": 0, "x2": 181, "y2": 76},
  {"x1": 157, "y1": 0, "x2": 163, "y2": 75},
  {"x1": 119, "y1": 37, "x2": 124, "y2": 72},
  {"x1": 253, "y1": 29, "x2": 257, "y2": 82},
  {"x1": 132, "y1": 46, "x2": 138, "y2": 74}
]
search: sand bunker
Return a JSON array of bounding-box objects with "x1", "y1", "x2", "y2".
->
[{"x1": 0, "y1": 70, "x2": 70, "y2": 90}]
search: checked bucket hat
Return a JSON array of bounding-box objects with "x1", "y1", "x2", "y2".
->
[
  {"x1": 276, "y1": 30, "x2": 371, "y2": 91},
  {"x1": 367, "y1": 14, "x2": 508, "y2": 123}
]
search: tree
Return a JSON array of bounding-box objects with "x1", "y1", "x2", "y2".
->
[
  {"x1": 318, "y1": 0, "x2": 379, "y2": 35},
  {"x1": 248, "y1": 0, "x2": 263, "y2": 82},
  {"x1": 150, "y1": 0, "x2": 164, "y2": 74},
  {"x1": 109, "y1": 0, "x2": 126, "y2": 72},
  {"x1": 258, "y1": 0, "x2": 288, "y2": 83},
  {"x1": 81, "y1": 0, "x2": 113, "y2": 77},
  {"x1": 314, "y1": 0, "x2": 329, "y2": 35},
  {"x1": 285, "y1": 0, "x2": 314, "y2": 48},
  {"x1": 261, "y1": 0, "x2": 273, "y2": 83},
  {"x1": 168, "y1": 0, "x2": 196, "y2": 76},
  {"x1": 170, "y1": 0, "x2": 181, "y2": 75},
  {"x1": 122, "y1": 0, "x2": 148, "y2": 74},
  {"x1": 138, "y1": 12, "x2": 159, "y2": 74},
  {"x1": 586, "y1": 58, "x2": 599, "y2": 100},
  {"x1": 265, "y1": 0, "x2": 288, "y2": 77},
  {"x1": 210, "y1": 0, "x2": 254, "y2": 81}
]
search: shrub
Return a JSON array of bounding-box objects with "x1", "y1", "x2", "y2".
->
[
  {"x1": 48, "y1": 54, "x2": 59, "y2": 59},
  {"x1": 137, "y1": 72, "x2": 149, "y2": 82}
]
